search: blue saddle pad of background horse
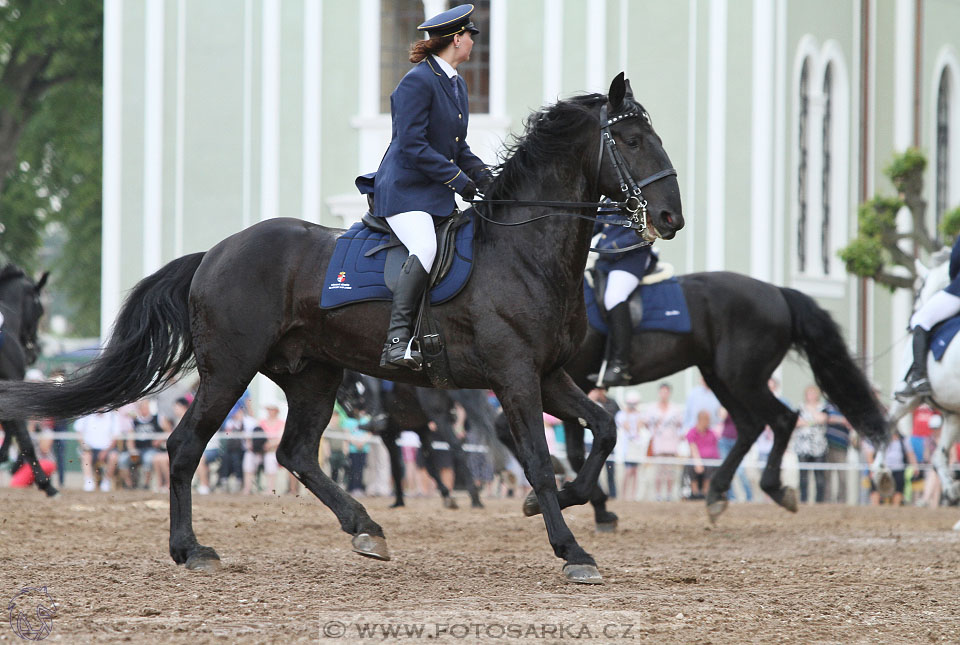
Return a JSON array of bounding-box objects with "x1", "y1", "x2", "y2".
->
[
  {"x1": 584, "y1": 277, "x2": 692, "y2": 335},
  {"x1": 931, "y1": 316, "x2": 960, "y2": 361},
  {"x1": 320, "y1": 215, "x2": 475, "y2": 309}
]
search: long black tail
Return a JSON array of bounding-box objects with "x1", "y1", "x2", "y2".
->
[
  {"x1": 780, "y1": 287, "x2": 888, "y2": 447},
  {"x1": 0, "y1": 253, "x2": 205, "y2": 419}
]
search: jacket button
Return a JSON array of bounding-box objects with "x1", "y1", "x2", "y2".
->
[
  {"x1": 455, "y1": 136, "x2": 459, "y2": 142},
  {"x1": 449, "y1": 159, "x2": 454, "y2": 163},
  {"x1": 458, "y1": 114, "x2": 462, "y2": 119}
]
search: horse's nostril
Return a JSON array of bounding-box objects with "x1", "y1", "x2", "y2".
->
[{"x1": 662, "y1": 212, "x2": 674, "y2": 226}]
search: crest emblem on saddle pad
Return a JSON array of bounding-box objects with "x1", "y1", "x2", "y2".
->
[{"x1": 329, "y1": 271, "x2": 351, "y2": 290}]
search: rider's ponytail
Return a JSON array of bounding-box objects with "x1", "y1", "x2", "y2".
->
[{"x1": 409, "y1": 35, "x2": 455, "y2": 63}]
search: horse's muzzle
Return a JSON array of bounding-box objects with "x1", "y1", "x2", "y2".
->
[{"x1": 650, "y1": 209, "x2": 683, "y2": 241}]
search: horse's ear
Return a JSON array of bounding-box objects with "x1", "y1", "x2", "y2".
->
[
  {"x1": 36, "y1": 271, "x2": 49, "y2": 292},
  {"x1": 608, "y1": 72, "x2": 626, "y2": 111},
  {"x1": 624, "y1": 78, "x2": 634, "y2": 100}
]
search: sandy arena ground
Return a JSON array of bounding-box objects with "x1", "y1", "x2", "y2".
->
[{"x1": 1, "y1": 488, "x2": 959, "y2": 643}]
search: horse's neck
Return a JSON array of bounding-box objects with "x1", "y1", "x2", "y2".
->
[{"x1": 482, "y1": 177, "x2": 597, "y2": 288}]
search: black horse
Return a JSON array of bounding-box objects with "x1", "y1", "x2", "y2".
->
[
  {"x1": 0, "y1": 74, "x2": 683, "y2": 583},
  {"x1": 337, "y1": 372, "x2": 505, "y2": 509},
  {"x1": 0, "y1": 264, "x2": 54, "y2": 496},
  {"x1": 516, "y1": 271, "x2": 887, "y2": 527}
]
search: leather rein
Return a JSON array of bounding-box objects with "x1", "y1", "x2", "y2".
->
[{"x1": 467, "y1": 103, "x2": 677, "y2": 255}]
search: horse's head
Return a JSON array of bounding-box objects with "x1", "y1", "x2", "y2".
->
[
  {"x1": 0, "y1": 265, "x2": 47, "y2": 365},
  {"x1": 598, "y1": 73, "x2": 684, "y2": 241}
]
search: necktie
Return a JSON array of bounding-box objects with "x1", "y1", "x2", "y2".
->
[{"x1": 451, "y1": 75, "x2": 460, "y2": 104}]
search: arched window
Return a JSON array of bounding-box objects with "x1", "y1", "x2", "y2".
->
[
  {"x1": 821, "y1": 63, "x2": 833, "y2": 275},
  {"x1": 379, "y1": 0, "x2": 491, "y2": 114},
  {"x1": 936, "y1": 68, "x2": 951, "y2": 229},
  {"x1": 797, "y1": 59, "x2": 810, "y2": 273}
]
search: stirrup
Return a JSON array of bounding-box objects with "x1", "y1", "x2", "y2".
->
[
  {"x1": 380, "y1": 337, "x2": 422, "y2": 371},
  {"x1": 895, "y1": 377, "x2": 931, "y2": 401}
]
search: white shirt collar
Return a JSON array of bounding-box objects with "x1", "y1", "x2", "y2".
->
[{"x1": 432, "y1": 54, "x2": 457, "y2": 79}]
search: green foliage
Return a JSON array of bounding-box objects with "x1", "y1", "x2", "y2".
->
[
  {"x1": 940, "y1": 207, "x2": 960, "y2": 244},
  {"x1": 839, "y1": 236, "x2": 885, "y2": 279},
  {"x1": 0, "y1": 0, "x2": 103, "y2": 336},
  {"x1": 885, "y1": 147, "x2": 927, "y2": 191},
  {"x1": 857, "y1": 196, "x2": 903, "y2": 237}
]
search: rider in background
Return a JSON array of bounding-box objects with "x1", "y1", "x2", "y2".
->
[
  {"x1": 367, "y1": 4, "x2": 493, "y2": 371},
  {"x1": 591, "y1": 201, "x2": 656, "y2": 387},
  {"x1": 897, "y1": 234, "x2": 960, "y2": 399}
]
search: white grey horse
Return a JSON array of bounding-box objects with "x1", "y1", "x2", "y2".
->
[{"x1": 886, "y1": 252, "x2": 960, "y2": 527}]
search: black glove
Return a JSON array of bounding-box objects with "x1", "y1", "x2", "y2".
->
[
  {"x1": 459, "y1": 179, "x2": 477, "y2": 202},
  {"x1": 475, "y1": 168, "x2": 494, "y2": 195}
]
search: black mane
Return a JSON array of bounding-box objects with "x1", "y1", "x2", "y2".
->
[
  {"x1": 0, "y1": 263, "x2": 25, "y2": 285},
  {"x1": 487, "y1": 93, "x2": 607, "y2": 201}
]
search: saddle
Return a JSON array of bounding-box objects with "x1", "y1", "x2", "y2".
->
[
  {"x1": 360, "y1": 195, "x2": 467, "y2": 390},
  {"x1": 589, "y1": 261, "x2": 675, "y2": 324}
]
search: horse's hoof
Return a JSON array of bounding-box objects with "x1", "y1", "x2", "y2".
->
[
  {"x1": 185, "y1": 552, "x2": 221, "y2": 573},
  {"x1": 562, "y1": 563, "x2": 603, "y2": 585},
  {"x1": 707, "y1": 499, "x2": 728, "y2": 523},
  {"x1": 470, "y1": 497, "x2": 484, "y2": 509},
  {"x1": 874, "y1": 470, "x2": 895, "y2": 498},
  {"x1": 522, "y1": 491, "x2": 541, "y2": 517},
  {"x1": 595, "y1": 520, "x2": 617, "y2": 533},
  {"x1": 779, "y1": 487, "x2": 799, "y2": 513},
  {"x1": 952, "y1": 518, "x2": 960, "y2": 532},
  {"x1": 352, "y1": 533, "x2": 391, "y2": 561},
  {"x1": 945, "y1": 482, "x2": 960, "y2": 503},
  {"x1": 43, "y1": 486, "x2": 60, "y2": 498},
  {"x1": 443, "y1": 496, "x2": 459, "y2": 510},
  {"x1": 389, "y1": 500, "x2": 405, "y2": 508}
]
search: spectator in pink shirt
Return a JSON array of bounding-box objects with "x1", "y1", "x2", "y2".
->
[{"x1": 685, "y1": 410, "x2": 719, "y2": 499}]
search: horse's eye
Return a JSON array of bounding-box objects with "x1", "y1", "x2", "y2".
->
[{"x1": 625, "y1": 138, "x2": 640, "y2": 148}]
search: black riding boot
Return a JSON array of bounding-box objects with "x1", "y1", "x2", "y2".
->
[
  {"x1": 896, "y1": 327, "x2": 933, "y2": 399},
  {"x1": 358, "y1": 375, "x2": 388, "y2": 433},
  {"x1": 599, "y1": 302, "x2": 634, "y2": 387},
  {"x1": 380, "y1": 255, "x2": 430, "y2": 370}
]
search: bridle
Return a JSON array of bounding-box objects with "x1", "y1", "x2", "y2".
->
[{"x1": 468, "y1": 101, "x2": 677, "y2": 252}]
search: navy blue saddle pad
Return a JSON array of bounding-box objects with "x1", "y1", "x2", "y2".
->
[
  {"x1": 931, "y1": 315, "x2": 960, "y2": 361},
  {"x1": 584, "y1": 277, "x2": 692, "y2": 334},
  {"x1": 320, "y1": 213, "x2": 475, "y2": 309}
]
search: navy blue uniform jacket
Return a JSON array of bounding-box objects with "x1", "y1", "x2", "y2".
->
[
  {"x1": 362, "y1": 57, "x2": 487, "y2": 218},
  {"x1": 593, "y1": 205, "x2": 654, "y2": 276},
  {"x1": 945, "y1": 235, "x2": 960, "y2": 296}
]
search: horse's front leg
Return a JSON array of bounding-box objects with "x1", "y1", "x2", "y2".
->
[
  {"x1": 493, "y1": 369, "x2": 602, "y2": 584},
  {"x1": 3, "y1": 419, "x2": 57, "y2": 497},
  {"x1": 933, "y1": 414, "x2": 960, "y2": 502},
  {"x1": 526, "y1": 370, "x2": 616, "y2": 515}
]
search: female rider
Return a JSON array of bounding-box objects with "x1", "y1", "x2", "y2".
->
[
  {"x1": 898, "y1": 234, "x2": 960, "y2": 399},
  {"x1": 368, "y1": 4, "x2": 493, "y2": 371}
]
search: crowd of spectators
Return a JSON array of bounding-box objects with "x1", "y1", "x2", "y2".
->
[{"x1": 1, "y1": 368, "x2": 958, "y2": 508}]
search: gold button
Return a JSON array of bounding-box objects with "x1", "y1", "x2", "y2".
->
[
  {"x1": 449, "y1": 159, "x2": 454, "y2": 163},
  {"x1": 455, "y1": 136, "x2": 459, "y2": 142},
  {"x1": 458, "y1": 114, "x2": 462, "y2": 119}
]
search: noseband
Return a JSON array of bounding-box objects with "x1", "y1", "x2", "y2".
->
[{"x1": 468, "y1": 102, "x2": 676, "y2": 247}]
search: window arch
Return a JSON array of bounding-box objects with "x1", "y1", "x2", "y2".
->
[
  {"x1": 821, "y1": 62, "x2": 833, "y2": 275},
  {"x1": 797, "y1": 58, "x2": 811, "y2": 274},
  {"x1": 936, "y1": 68, "x2": 951, "y2": 229}
]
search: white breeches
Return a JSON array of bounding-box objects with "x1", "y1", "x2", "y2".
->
[
  {"x1": 604, "y1": 270, "x2": 641, "y2": 310},
  {"x1": 387, "y1": 210, "x2": 437, "y2": 273},
  {"x1": 910, "y1": 290, "x2": 960, "y2": 330}
]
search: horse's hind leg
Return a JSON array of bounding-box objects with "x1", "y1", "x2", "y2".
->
[
  {"x1": 562, "y1": 420, "x2": 617, "y2": 531},
  {"x1": 3, "y1": 419, "x2": 56, "y2": 497},
  {"x1": 167, "y1": 380, "x2": 248, "y2": 570},
  {"x1": 934, "y1": 413, "x2": 960, "y2": 502},
  {"x1": 382, "y1": 429, "x2": 406, "y2": 507},
  {"x1": 273, "y1": 363, "x2": 389, "y2": 560}
]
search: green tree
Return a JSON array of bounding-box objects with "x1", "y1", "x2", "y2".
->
[
  {"x1": 839, "y1": 148, "x2": 960, "y2": 290},
  {"x1": 0, "y1": 0, "x2": 103, "y2": 336}
]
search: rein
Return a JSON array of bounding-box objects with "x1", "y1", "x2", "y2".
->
[{"x1": 466, "y1": 103, "x2": 676, "y2": 254}]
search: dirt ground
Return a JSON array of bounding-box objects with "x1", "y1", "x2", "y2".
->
[{"x1": 1, "y1": 489, "x2": 959, "y2": 644}]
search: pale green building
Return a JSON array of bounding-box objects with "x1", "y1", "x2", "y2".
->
[{"x1": 103, "y1": 0, "x2": 960, "y2": 407}]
